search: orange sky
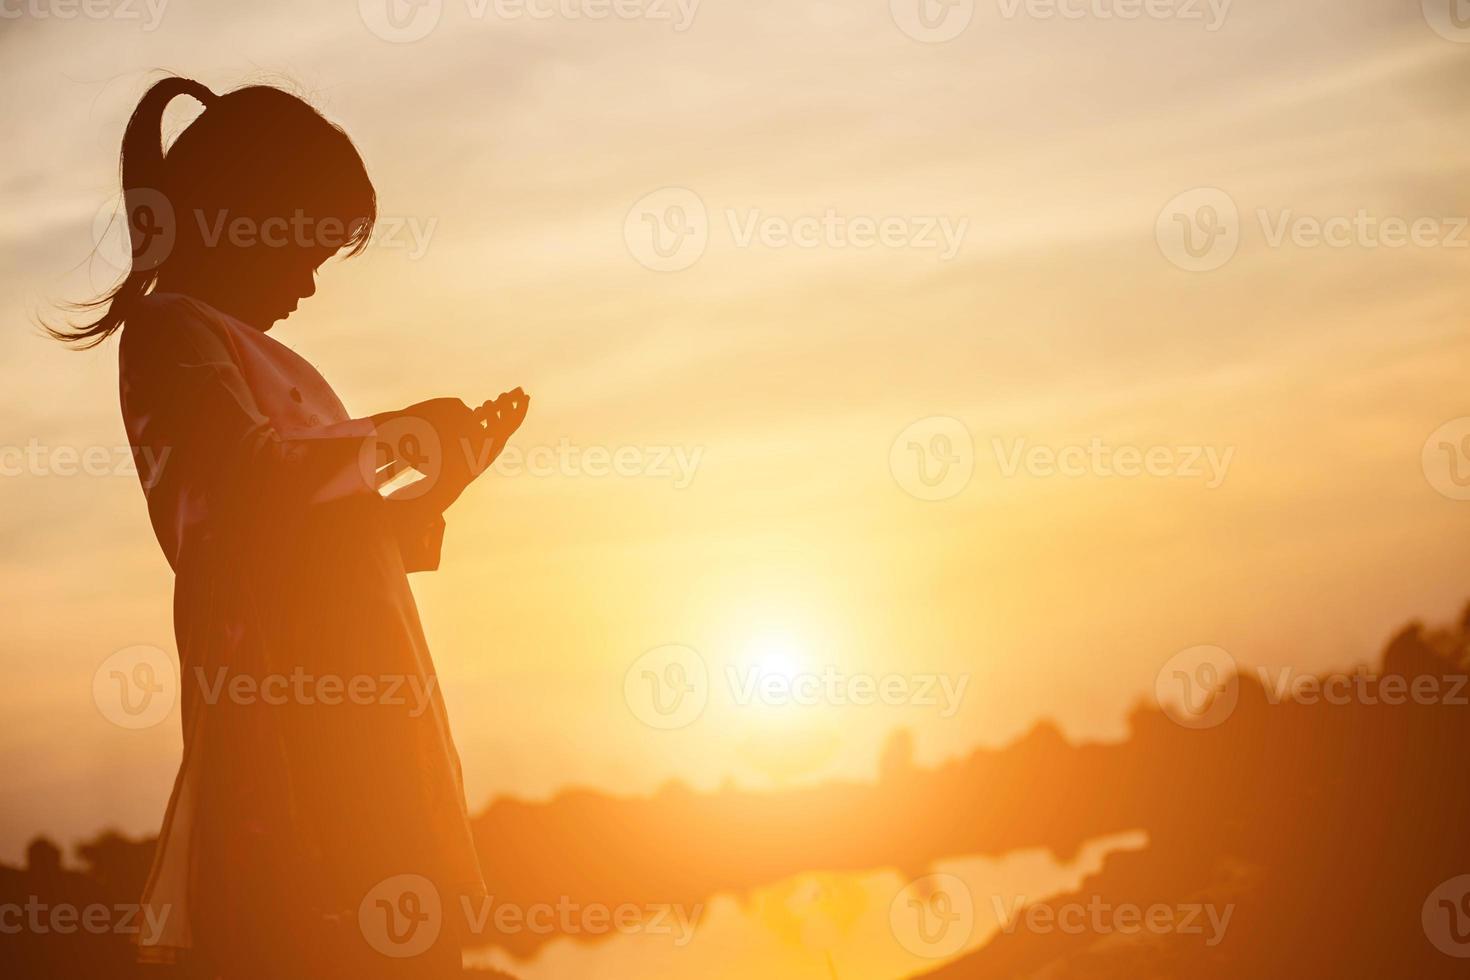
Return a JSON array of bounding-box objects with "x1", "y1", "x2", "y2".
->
[{"x1": 4, "y1": 7, "x2": 1470, "y2": 970}]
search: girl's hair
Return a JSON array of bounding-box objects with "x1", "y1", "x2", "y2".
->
[{"x1": 51, "y1": 76, "x2": 377, "y2": 349}]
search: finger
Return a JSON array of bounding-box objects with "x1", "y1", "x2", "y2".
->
[{"x1": 490, "y1": 392, "x2": 521, "y2": 420}]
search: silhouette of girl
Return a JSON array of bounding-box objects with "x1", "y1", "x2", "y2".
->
[{"x1": 54, "y1": 76, "x2": 527, "y2": 979}]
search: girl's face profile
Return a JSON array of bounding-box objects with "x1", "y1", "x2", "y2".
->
[
  {"x1": 52, "y1": 82, "x2": 377, "y2": 348},
  {"x1": 253, "y1": 243, "x2": 335, "y2": 327},
  {"x1": 196, "y1": 240, "x2": 339, "y2": 330}
]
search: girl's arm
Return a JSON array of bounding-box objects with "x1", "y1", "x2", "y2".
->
[
  {"x1": 121, "y1": 299, "x2": 378, "y2": 512},
  {"x1": 121, "y1": 296, "x2": 462, "y2": 574}
]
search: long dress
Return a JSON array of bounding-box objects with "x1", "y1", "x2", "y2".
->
[{"x1": 118, "y1": 292, "x2": 485, "y2": 977}]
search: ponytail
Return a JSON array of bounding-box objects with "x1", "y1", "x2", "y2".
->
[
  {"x1": 52, "y1": 75, "x2": 376, "y2": 349},
  {"x1": 49, "y1": 76, "x2": 216, "y2": 349}
]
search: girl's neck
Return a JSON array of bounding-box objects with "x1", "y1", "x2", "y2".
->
[{"x1": 154, "y1": 273, "x2": 260, "y2": 330}]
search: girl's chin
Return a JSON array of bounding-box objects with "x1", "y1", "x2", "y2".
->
[{"x1": 260, "y1": 307, "x2": 297, "y2": 329}]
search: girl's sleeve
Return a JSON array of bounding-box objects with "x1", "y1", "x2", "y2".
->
[
  {"x1": 120, "y1": 298, "x2": 377, "y2": 514},
  {"x1": 121, "y1": 295, "x2": 451, "y2": 572},
  {"x1": 385, "y1": 488, "x2": 448, "y2": 573}
]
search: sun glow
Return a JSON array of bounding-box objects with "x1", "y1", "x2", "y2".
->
[{"x1": 744, "y1": 630, "x2": 808, "y2": 683}]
